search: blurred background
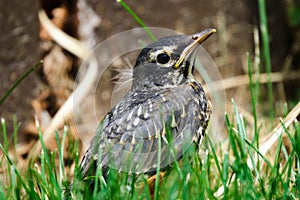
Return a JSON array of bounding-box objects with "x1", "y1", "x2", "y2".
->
[{"x1": 0, "y1": 0, "x2": 299, "y2": 152}]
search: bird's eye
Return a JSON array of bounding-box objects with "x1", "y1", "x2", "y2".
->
[{"x1": 157, "y1": 53, "x2": 170, "y2": 64}]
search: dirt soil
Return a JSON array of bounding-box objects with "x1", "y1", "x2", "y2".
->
[{"x1": 0, "y1": 0, "x2": 46, "y2": 141}]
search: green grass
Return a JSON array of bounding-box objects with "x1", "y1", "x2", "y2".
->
[{"x1": 1, "y1": 99, "x2": 299, "y2": 199}]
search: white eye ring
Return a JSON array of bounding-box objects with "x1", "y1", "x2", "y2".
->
[{"x1": 149, "y1": 50, "x2": 175, "y2": 67}]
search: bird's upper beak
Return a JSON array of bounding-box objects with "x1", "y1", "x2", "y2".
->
[{"x1": 174, "y1": 28, "x2": 216, "y2": 69}]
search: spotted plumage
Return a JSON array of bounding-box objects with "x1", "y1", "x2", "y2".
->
[{"x1": 76, "y1": 29, "x2": 215, "y2": 189}]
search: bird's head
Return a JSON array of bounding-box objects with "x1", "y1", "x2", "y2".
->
[{"x1": 132, "y1": 28, "x2": 216, "y2": 89}]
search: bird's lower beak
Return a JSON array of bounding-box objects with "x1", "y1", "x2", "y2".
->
[{"x1": 174, "y1": 28, "x2": 216, "y2": 69}]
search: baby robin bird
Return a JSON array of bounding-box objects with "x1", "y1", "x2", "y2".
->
[{"x1": 75, "y1": 28, "x2": 215, "y2": 192}]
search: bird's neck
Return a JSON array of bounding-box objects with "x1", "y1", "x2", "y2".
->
[{"x1": 132, "y1": 64, "x2": 188, "y2": 90}]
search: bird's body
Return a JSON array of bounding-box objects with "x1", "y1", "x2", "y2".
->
[{"x1": 76, "y1": 29, "x2": 215, "y2": 189}]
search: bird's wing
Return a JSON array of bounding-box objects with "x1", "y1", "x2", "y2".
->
[{"x1": 80, "y1": 82, "x2": 210, "y2": 176}]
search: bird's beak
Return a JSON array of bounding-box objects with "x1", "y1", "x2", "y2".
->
[{"x1": 174, "y1": 28, "x2": 216, "y2": 69}]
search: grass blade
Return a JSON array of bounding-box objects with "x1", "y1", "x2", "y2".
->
[
  {"x1": 154, "y1": 127, "x2": 162, "y2": 200},
  {"x1": 257, "y1": 0, "x2": 274, "y2": 124},
  {"x1": 0, "y1": 60, "x2": 43, "y2": 106},
  {"x1": 117, "y1": 0, "x2": 156, "y2": 41}
]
